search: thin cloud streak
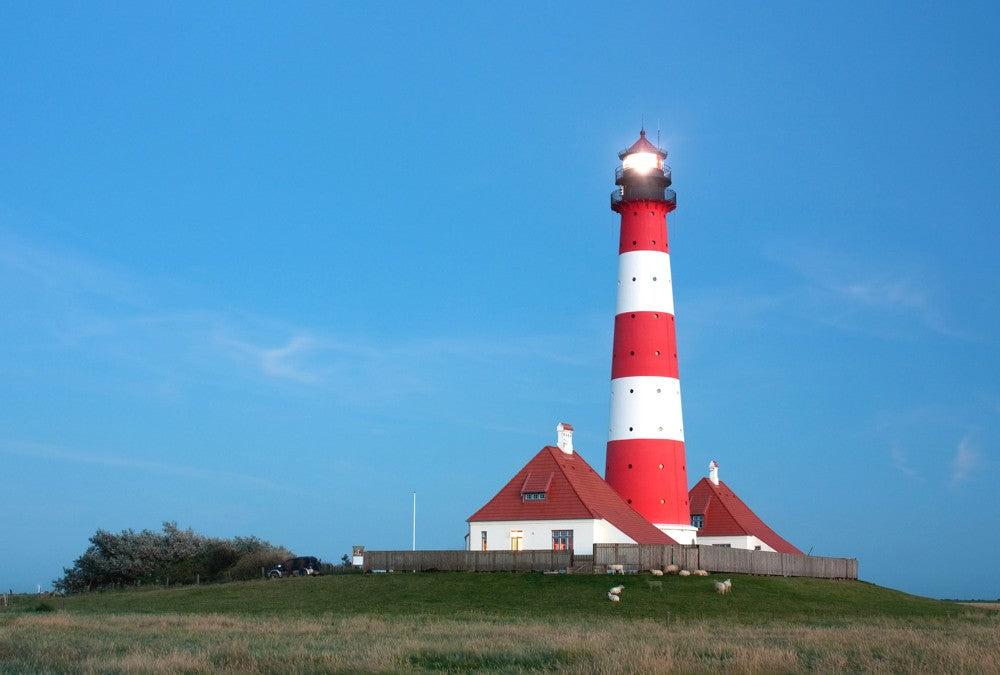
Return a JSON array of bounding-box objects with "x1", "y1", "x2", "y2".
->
[
  {"x1": 3, "y1": 233, "x2": 606, "y2": 408},
  {"x1": 1, "y1": 440, "x2": 282, "y2": 491},
  {"x1": 762, "y1": 242, "x2": 967, "y2": 339}
]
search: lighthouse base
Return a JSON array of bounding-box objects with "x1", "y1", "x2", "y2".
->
[{"x1": 653, "y1": 523, "x2": 699, "y2": 545}]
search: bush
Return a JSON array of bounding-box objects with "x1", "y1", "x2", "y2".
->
[{"x1": 55, "y1": 523, "x2": 292, "y2": 593}]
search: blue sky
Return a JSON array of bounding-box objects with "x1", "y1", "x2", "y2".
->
[{"x1": 2, "y1": 2, "x2": 997, "y2": 600}]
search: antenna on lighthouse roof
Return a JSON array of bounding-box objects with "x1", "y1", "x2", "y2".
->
[{"x1": 657, "y1": 119, "x2": 661, "y2": 148}]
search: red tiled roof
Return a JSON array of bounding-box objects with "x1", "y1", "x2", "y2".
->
[
  {"x1": 688, "y1": 478, "x2": 802, "y2": 554},
  {"x1": 620, "y1": 129, "x2": 665, "y2": 159},
  {"x1": 468, "y1": 445, "x2": 676, "y2": 545}
]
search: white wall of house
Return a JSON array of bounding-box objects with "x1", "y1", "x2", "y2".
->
[
  {"x1": 695, "y1": 534, "x2": 775, "y2": 552},
  {"x1": 468, "y1": 518, "x2": 634, "y2": 554}
]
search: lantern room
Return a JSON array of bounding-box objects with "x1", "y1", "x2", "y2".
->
[{"x1": 612, "y1": 129, "x2": 676, "y2": 211}]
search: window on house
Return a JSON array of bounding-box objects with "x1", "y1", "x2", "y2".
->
[
  {"x1": 481, "y1": 531, "x2": 487, "y2": 551},
  {"x1": 552, "y1": 530, "x2": 573, "y2": 551},
  {"x1": 691, "y1": 514, "x2": 704, "y2": 529},
  {"x1": 523, "y1": 492, "x2": 546, "y2": 501},
  {"x1": 510, "y1": 529, "x2": 524, "y2": 552},
  {"x1": 754, "y1": 545, "x2": 762, "y2": 551},
  {"x1": 714, "y1": 543, "x2": 731, "y2": 548}
]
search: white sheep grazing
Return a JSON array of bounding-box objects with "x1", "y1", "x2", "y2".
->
[
  {"x1": 609, "y1": 564, "x2": 624, "y2": 575},
  {"x1": 714, "y1": 580, "x2": 728, "y2": 594},
  {"x1": 665, "y1": 564, "x2": 680, "y2": 575},
  {"x1": 608, "y1": 584, "x2": 624, "y2": 595},
  {"x1": 724, "y1": 579, "x2": 732, "y2": 591},
  {"x1": 649, "y1": 569, "x2": 664, "y2": 576},
  {"x1": 607, "y1": 592, "x2": 621, "y2": 602},
  {"x1": 678, "y1": 569, "x2": 691, "y2": 577},
  {"x1": 693, "y1": 569, "x2": 709, "y2": 577}
]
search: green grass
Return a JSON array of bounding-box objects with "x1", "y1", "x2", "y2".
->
[
  {"x1": 3, "y1": 574, "x2": 997, "y2": 673},
  {"x1": 12, "y1": 572, "x2": 978, "y2": 623}
]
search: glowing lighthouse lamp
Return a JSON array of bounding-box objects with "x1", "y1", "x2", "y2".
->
[{"x1": 604, "y1": 130, "x2": 696, "y2": 544}]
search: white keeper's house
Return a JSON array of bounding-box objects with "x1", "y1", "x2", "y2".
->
[{"x1": 467, "y1": 424, "x2": 674, "y2": 554}]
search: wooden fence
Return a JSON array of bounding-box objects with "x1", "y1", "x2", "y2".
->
[
  {"x1": 593, "y1": 544, "x2": 857, "y2": 579},
  {"x1": 361, "y1": 549, "x2": 573, "y2": 573},
  {"x1": 359, "y1": 545, "x2": 856, "y2": 579}
]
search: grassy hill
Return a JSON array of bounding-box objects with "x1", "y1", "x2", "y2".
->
[
  {"x1": 3, "y1": 573, "x2": 998, "y2": 672},
  {"x1": 26, "y1": 572, "x2": 964, "y2": 623}
]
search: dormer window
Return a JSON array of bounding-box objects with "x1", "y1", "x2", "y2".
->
[
  {"x1": 691, "y1": 514, "x2": 704, "y2": 529},
  {"x1": 520, "y1": 471, "x2": 553, "y2": 502}
]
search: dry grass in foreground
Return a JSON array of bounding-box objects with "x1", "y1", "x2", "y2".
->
[{"x1": 2, "y1": 611, "x2": 998, "y2": 673}]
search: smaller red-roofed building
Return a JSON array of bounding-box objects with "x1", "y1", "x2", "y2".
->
[
  {"x1": 467, "y1": 423, "x2": 676, "y2": 553},
  {"x1": 688, "y1": 461, "x2": 802, "y2": 554}
]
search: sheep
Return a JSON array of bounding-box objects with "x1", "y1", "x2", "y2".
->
[
  {"x1": 607, "y1": 592, "x2": 621, "y2": 602},
  {"x1": 609, "y1": 564, "x2": 625, "y2": 575},
  {"x1": 649, "y1": 569, "x2": 664, "y2": 576},
  {"x1": 724, "y1": 579, "x2": 732, "y2": 591},
  {"x1": 678, "y1": 569, "x2": 691, "y2": 577},
  {"x1": 665, "y1": 564, "x2": 680, "y2": 575},
  {"x1": 608, "y1": 584, "x2": 624, "y2": 595},
  {"x1": 714, "y1": 580, "x2": 728, "y2": 594},
  {"x1": 693, "y1": 569, "x2": 709, "y2": 577}
]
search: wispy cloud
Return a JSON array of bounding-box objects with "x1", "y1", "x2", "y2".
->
[
  {"x1": 216, "y1": 334, "x2": 325, "y2": 383},
  {"x1": 1, "y1": 230, "x2": 599, "y2": 407},
  {"x1": 951, "y1": 437, "x2": 982, "y2": 485},
  {"x1": 763, "y1": 242, "x2": 966, "y2": 339},
  {"x1": 0, "y1": 440, "x2": 282, "y2": 490},
  {"x1": 891, "y1": 446, "x2": 922, "y2": 480}
]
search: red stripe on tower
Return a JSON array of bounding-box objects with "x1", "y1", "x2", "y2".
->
[{"x1": 605, "y1": 130, "x2": 696, "y2": 544}]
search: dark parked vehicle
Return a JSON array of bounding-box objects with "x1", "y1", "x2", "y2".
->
[{"x1": 267, "y1": 556, "x2": 322, "y2": 578}]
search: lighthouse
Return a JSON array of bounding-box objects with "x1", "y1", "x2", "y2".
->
[{"x1": 604, "y1": 130, "x2": 696, "y2": 544}]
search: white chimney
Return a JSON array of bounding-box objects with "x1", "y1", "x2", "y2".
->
[
  {"x1": 556, "y1": 422, "x2": 574, "y2": 454},
  {"x1": 709, "y1": 460, "x2": 719, "y2": 485}
]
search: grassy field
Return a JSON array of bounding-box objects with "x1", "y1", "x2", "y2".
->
[{"x1": 2, "y1": 573, "x2": 998, "y2": 672}]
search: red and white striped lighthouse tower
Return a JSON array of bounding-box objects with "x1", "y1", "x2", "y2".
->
[{"x1": 605, "y1": 130, "x2": 695, "y2": 544}]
